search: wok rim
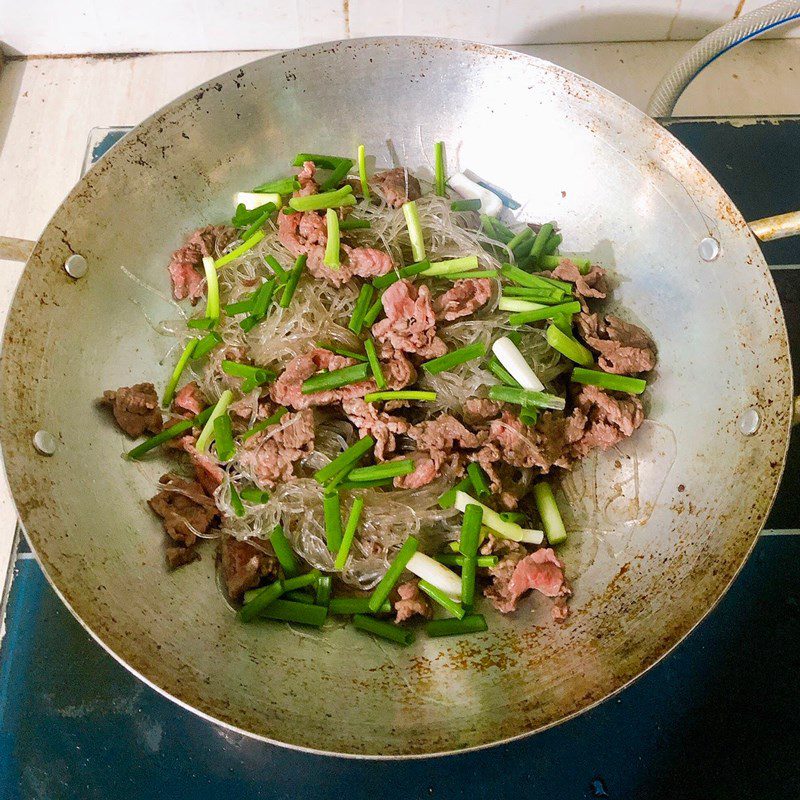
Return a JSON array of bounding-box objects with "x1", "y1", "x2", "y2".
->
[{"x1": 0, "y1": 35, "x2": 793, "y2": 759}]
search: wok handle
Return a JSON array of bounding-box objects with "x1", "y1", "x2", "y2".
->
[
  {"x1": 0, "y1": 236, "x2": 35, "y2": 262},
  {"x1": 748, "y1": 211, "x2": 800, "y2": 243}
]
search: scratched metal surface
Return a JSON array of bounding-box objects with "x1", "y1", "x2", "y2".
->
[
  {"x1": 0, "y1": 41, "x2": 793, "y2": 756},
  {"x1": 1, "y1": 113, "x2": 799, "y2": 798}
]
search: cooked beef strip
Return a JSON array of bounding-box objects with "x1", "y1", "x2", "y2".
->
[
  {"x1": 569, "y1": 384, "x2": 644, "y2": 458},
  {"x1": 393, "y1": 579, "x2": 432, "y2": 622},
  {"x1": 148, "y1": 474, "x2": 219, "y2": 547},
  {"x1": 371, "y1": 167, "x2": 422, "y2": 208},
  {"x1": 295, "y1": 160, "x2": 318, "y2": 196},
  {"x1": 172, "y1": 381, "x2": 206, "y2": 417},
  {"x1": 101, "y1": 382, "x2": 163, "y2": 438},
  {"x1": 550, "y1": 260, "x2": 607, "y2": 312},
  {"x1": 575, "y1": 312, "x2": 656, "y2": 375},
  {"x1": 341, "y1": 398, "x2": 410, "y2": 461},
  {"x1": 461, "y1": 397, "x2": 504, "y2": 426},
  {"x1": 166, "y1": 545, "x2": 201, "y2": 570},
  {"x1": 433, "y1": 278, "x2": 493, "y2": 321},
  {"x1": 168, "y1": 225, "x2": 236, "y2": 303},
  {"x1": 219, "y1": 536, "x2": 279, "y2": 600}
]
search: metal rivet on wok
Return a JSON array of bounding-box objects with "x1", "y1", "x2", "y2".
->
[
  {"x1": 64, "y1": 254, "x2": 88, "y2": 279},
  {"x1": 698, "y1": 236, "x2": 720, "y2": 262},
  {"x1": 33, "y1": 430, "x2": 57, "y2": 456},
  {"x1": 738, "y1": 408, "x2": 761, "y2": 436}
]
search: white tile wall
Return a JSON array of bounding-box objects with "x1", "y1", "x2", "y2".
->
[{"x1": 2, "y1": 0, "x2": 800, "y2": 56}]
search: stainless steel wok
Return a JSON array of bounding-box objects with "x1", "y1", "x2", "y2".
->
[{"x1": 0, "y1": 38, "x2": 793, "y2": 757}]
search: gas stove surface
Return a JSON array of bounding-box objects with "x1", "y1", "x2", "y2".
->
[{"x1": 1, "y1": 118, "x2": 798, "y2": 800}]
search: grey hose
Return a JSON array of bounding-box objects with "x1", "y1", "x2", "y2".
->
[{"x1": 647, "y1": 0, "x2": 800, "y2": 118}]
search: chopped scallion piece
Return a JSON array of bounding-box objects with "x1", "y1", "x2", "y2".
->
[
  {"x1": 571, "y1": 367, "x2": 646, "y2": 394},
  {"x1": 214, "y1": 230, "x2": 266, "y2": 269},
  {"x1": 270, "y1": 524, "x2": 299, "y2": 577},
  {"x1": 460, "y1": 556, "x2": 477, "y2": 609},
  {"x1": 459, "y1": 502, "x2": 484, "y2": 555},
  {"x1": 186, "y1": 317, "x2": 216, "y2": 330},
  {"x1": 125, "y1": 407, "x2": 213, "y2": 460},
  {"x1": 238, "y1": 580, "x2": 284, "y2": 622},
  {"x1": 422, "y1": 255, "x2": 479, "y2": 277},
  {"x1": 466, "y1": 464, "x2": 491, "y2": 499},
  {"x1": 162, "y1": 339, "x2": 197, "y2": 406},
  {"x1": 418, "y1": 579, "x2": 465, "y2": 619},
  {"x1": 283, "y1": 570, "x2": 320, "y2": 593},
  {"x1": 528, "y1": 222, "x2": 554, "y2": 266},
  {"x1": 368, "y1": 536, "x2": 419, "y2": 613},
  {"x1": 503, "y1": 285, "x2": 567, "y2": 304},
  {"x1": 284, "y1": 590, "x2": 315, "y2": 604},
  {"x1": 353, "y1": 614, "x2": 414, "y2": 646},
  {"x1": 232, "y1": 202, "x2": 268, "y2": 228},
  {"x1": 316, "y1": 342, "x2": 368, "y2": 362},
  {"x1": 195, "y1": 390, "x2": 233, "y2": 453},
  {"x1": 363, "y1": 294, "x2": 385, "y2": 327},
  {"x1": 240, "y1": 406, "x2": 288, "y2": 441},
  {"x1": 363, "y1": 390, "x2": 436, "y2": 403},
  {"x1": 201, "y1": 256, "x2": 220, "y2": 320},
  {"x1": 258, "y1": 599, "x2": 327, "y2": 627},
  {"x1": 481, "y1": 215, "x2": 514, "y2": 244},
  {"x1": 540, "y1": 254, "x2": 592, "y2": 274},
  {"x1": 508, "y1": 301, "x2": 581, "y2": 326},
  {"x1": 544, "y1": 232, "x2": 562, "y2": 255},
  {"x1": 252, "y1": 177, "x2": 299, "y2": 194},
  {"x1": 444, "y1": 269, "x2": 499, "y2": 280},
  {"x1": 533, "y1": 482, "x2": 567, "y2": 545},
  {"x1": 487, "y1": 384, "x2": 566, "y2": 411},
  {"x1": 372, "y1": 259, "x2": 431, "y2": 290},
  {"x1": 546, "y1": 324, "x2": 594, "y2": 366},
  {"x1": 451, "y1": 198, "x2": 481, "y2": 212},
  {"x1": 334, "y1": 496, "x2": 364, "y2": 570},
  {"x1": 301, "y1": 362, "x2": 370, "y2": 395},
  {"x1": 264, "y1": 254, "x2": 287, "y2": 281},
  {"x1": 435, "y1": 554, "x2": 499, "y2": 568},
  {"x1": 221, "y1": 360, "x2": 273, "y2": 384},
  {"x1": 437, "y1": 476, "x2": 473, "y2": 509},
  {"x1": 364, "y1": 338, "x2": 386, "y2": 389},
  {"x1": 491, "y1": 336, "x2": 545, "y2": 391},
  {"x1": 402, "y1": 200, "x2": 426, "y2": 262},
  {"x1": 498, "y1": 297, "x2": 546, "y2": 313},
  {"x1": 240, "y1": 203, "x2": 277, "y2": 243},
  {"x1": 240, "y1": 487, "x2": 270, "y2": 504},
  {"x1": 315, "y1": 575, "x2": 332, "y2": 606},
  {"x1": 534, "y1": 274, "x2": 574, "y2": 293},
  {"x1": 337, "y1": 477, "x2": 395, "y2": 490},
  {"x1": 406, "y1": 552, "x2": 462, "y2": 598},
  {"x1": 453, "y1": 491, "x2": 544, "y2": 544},
  {"x1": 434, "y1": 141, "x2": 446, "y2": 196},
  {"x1": 229, "y1": 486, "x2": 245, "y2": 517},
  {"x1": 278, "y1": 253, "x2": 306, "y2": 308},
  {"x1": 213, "y1": 414, "x2": 236, "y2": 461},
  {"x1": 324, "y1": 491, "x2": 343, "y2": 553},
  {"x1": 520, "y1": 409, "x2": 539, "y2": 427},
  {"x1": 357, "y1": 144, "x2": 370, "y2": 200},
  {"x1": 339, "y1": 217, "x2": 371, "y2": 231},
  {"x1": 487, "y1": 356, "x2": 521, "y2": 387},
  {"x1": 313, "y1": 435, "x2": 375, "y2": 484},
  {"x1": 323, "y1": 208, "x2": 341, "y2": 269},
  {"x1": 329, "y1": 597, "x2": 391, "y2": 615},
  {"x1": 288, "y1": 185, "x2": 354, "y2": 212},
  {"x1": 421, "y1": 343, "x2": 486, "y2": 375},
  {"x1": 348, "y1": 459, "x2": 414, "y2": 482},
  {"x1": 225, "y1": 297, "x2": 255, "y2": 316},
  {"x1": 507, "y1": 226, "x2": 534, "y2": 255},
  {"x1": 426, "y1": 614, "x2": 487, "y2": 637},
  {"x1": 348, "y1": 284, "x2": 375, "y2": 334}
]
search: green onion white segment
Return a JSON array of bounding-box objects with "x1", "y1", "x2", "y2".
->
[
  {"x1": 491, "y1": 336, "x2": 545, "y2": 392},
  {"x1": 405, "y1": 552, "x2": 462, "y2": 600},
  {"x1": 235, "y1": 191, "x2": 282, "y2": 210},
  {"x1": 454, "y1": 491, "x2": 543, "y2": 544}
]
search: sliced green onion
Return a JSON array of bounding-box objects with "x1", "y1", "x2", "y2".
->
[
  {"x1": 187, "y1": 317, "x2": 216, "y2": 330},
  {"x1": 444, "y1": 269, "x2": 499, "y2": 280},
  {"x1": 507, "y1": 226, "x2": 534, "y2": 254},
  {"x1": 319, "y1": 160, "x2": 353, "y2": 193},
  {"x1": 427, "y1": 614, "x2": 487, "y2": 637},
  {"x1": 571, "y1": 367, "x2": 647, "y2": 395},
  {"x1": 434, "y1": 141, "x2": 446, "y2": 196},
  {"x1": 291, "y1": 153, "x2": 353, "y2": 193},
  {"x1": 348, "y1": 284, "x2": 375, "y2": 334},
  {"x1": 201, "y1": 256, "x2": 221, "y2": 321},
  {"x1": 264, "y1": 254, "x2": 288, "y2": 281},
  {"x1": 162, "y1": 340, "x2": 197, "y2": 406},
  {"x1": 502, "y1": 263, "x2": 560, "y2": 290},
  {"x1": 316, "y1": 342, "x2": 367, "y2": 361},
  {"x1": 437, "y1": 476, "x2": 473, "y2": 509},
  {"x1": 368, "y1": 536, "x2": 419, "y2": 612},
  {"x1": 252, "y1": 177, "x2": 299, "y2": 194},
  {"x1": 540, "y1": 254, "x2": 592, "y2": 274},
  {"x1": 491, "y1": 335, "x2": 545, "y2": 392},
  {"x1": 270, "y1": 524, "x2": 299, "y2": 578},
  {"x1": 288, "y1": 185, "x2": 354, "y2": 212},
  {"x1": 451, "y1": 198, "x2": 481, "y2": 212},
  {"x1": 334, "y1": 496, "x2": 364, "y2": 570},
  {"x1": 499, "y1": 511, "x2": 528, "y2": 525},
  {"x1": 323, "y1": 491, "x2": 343, "y2": 553},
  {"x1": 258, "y1": 599, "x2": 327, "y2": 627},
  {"x1": 503, "y1": 286, "x2": 566, "y2": 304},
  {"x1": 329, "y1": 597, "x2": 391, "y2": 615},
  {"x1": 508, "y1": 301, "x2": 581, "y2": 326},
  {"x1": 339, "y1": 217, "x2": 370, "y2": 231},
  {"x1": 313, "y1": 435, "x2": 376, "y2": 484},
  {"x1": 459, "y1": 502, "x2": 484, "y2": 556},
  {"x1": 238, "y1": 579, "x2": 284, "y2": 622},
  {"x1": 357, "y1": 144, "x2": 370, "y2": 199},
  {"x1": 487, "y1": 356, "x2": 520, "y2": 388},
  {"x1": 353, "y1": 614, "x2": 414, "y2": 646},
  {"x1": 421, "y1": 343, "x2": 485, "y2": 376},
  {"x1": 240, "y1": 487, "x2": 270, "y2": 504},
  {"x1": 406, "y1": 552, "x2": 462, "y2": 598},
  {"x1": 422, "y1": 255, "x2": 479, "y2": 277},
  {"x1": 195, "y1": 390, "x2": 233, "y2": 453},
  {"x1": 488, "y1": 384, "x2": 566, "y2": 411},
  {"x1": 348, "y1": 459, "x2": 414, "y2": 482},
  {"x1": 225, "y1": 297, "x2": 256, "y2": 315},
  {"x1": 552, "y1": 314, "x2": 574, "y2": 335},
  {"x1": 533, "y1": 482, "x2": 567, "y2": 546},
  {"x1": 214, "y1": 230, "x2": 266, "y2": 270},
  {"x1": 481, "y1": 215, "x2": 514, "y2": 244},
  {"x1": 529, "y1": 222, "x2": 554, "y2": 265},
  {"x1": 240, "y1": 203, "x2": 277, "y2": 243},
  {"x1": 418, "y1": 579, "x2": 465, "y2": 619},
  {"x1": 229, "y1": 485, "x2": 245, "y2": 517},
  {"x1": 278, "y1": 253, "x2": 306, "y2": 309},
  {"x1": 363, "y1": 294, "x2": 385, "y2": 327},
  {"x1": 221, "y1": 361, "x2": 273, "y2": 384},
  {"x1": 323, "y1": 208, "x2": 340, "y2": 269},
  {"x1": 454, "y1": 491, "x2": 543, "y2": 544},
  {"x1": 466, "y1": 464, "x2": 491, "y2": 500},
  {"x1": 363, "y1": 390, "x2": 436, "y2": 403},
  {"x1": 544, "y1": 232, "x2": 562, "y2": 255},
  {"x1": 372, "y1": 259, "x2": 431, "y2": 290},
  {"x1": 546, "y1": 324, "x2": 594, "y2": 366},
  {"x1": 213, "y1": 414, "x2": 236, "y2": 461},
  {"x1": 435, "y1": 554, "x2": 499, "y2": 568},
  {"x1": 125, "y1": 406, "x2": 213, "y2": 460},
  {"x1": 284, "y1": 590, "x2": 315, "y2": 604},
  {"x1": 283, "y1": 570, "x2": 320, "y2": 593},
  {"x1": 337, "y1": 477, "x2": 395, "y2": 490},
  {"x1": 460, "y1": 557, "x2": 477, "y2": 610},
  {"x1": 240, "y1": 406, "x2": 288, "y2": 441},
  {"x1": 534, "y1": 274, "x2": 574, "y2": 293},
  {"x1": 499, "y1": 297, "x2": 546, "y2": 313},
  {"x1": 232, "y1": 202, "x2": 269, "y2": 228},
  {"x1": 301, "y1": 362, "x2": 370, "y2": 395},
  {"x1": 315, "y1": 575, "x2": 332, "y2": 606},
  {"x1": 402, "y1": 200, "x2": 426, "y2": 262},
  {"x1": 235, "y1": 191, "x2": 281, "y2": 212},
  {"x1": 520, "y1": 409, "x2": 539, "y2": 426},
  {"x1": 364, "y1": 338, "x2": 386, "y2": 389},
  {"x1": 243, "y1": 277, "x2": 277, "y2": 321}
]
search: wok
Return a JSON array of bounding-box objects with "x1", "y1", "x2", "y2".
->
[{"x1": 0, "y1": 38, "x2": 793, "y2": 757}]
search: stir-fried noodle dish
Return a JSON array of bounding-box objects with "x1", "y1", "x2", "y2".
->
[{"x1": 101, "y1": 147, "x2": 656, "y2": 644}]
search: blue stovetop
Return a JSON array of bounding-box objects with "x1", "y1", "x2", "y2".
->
[{"x1": 1, "y1": 119, "x2": 799, "y2": 800}]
